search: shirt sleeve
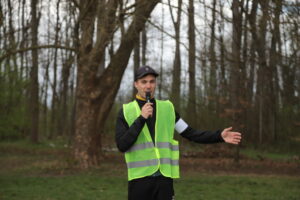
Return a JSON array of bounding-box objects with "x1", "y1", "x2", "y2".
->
[
  {"x1": 115, "y1": 108, "x2": 146, "y2": 152},
  {"x1": 174, "y1": 111, "x2": 224, "y2": 144}
]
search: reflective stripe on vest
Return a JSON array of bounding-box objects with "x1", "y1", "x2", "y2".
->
[
  {"x1": 127, "y1": 142, "x2": 179, "y2": 153},
  {"x1": 123, "y1": 100, "x2": 180, "y2": 181},
  {"x1": 127, "y1": 158, "x2": 179, "y2": 168}
]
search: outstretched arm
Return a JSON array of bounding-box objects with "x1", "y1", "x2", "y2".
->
[{"x1": 221, "y1": 127, "x2": 242, "y2": 145}]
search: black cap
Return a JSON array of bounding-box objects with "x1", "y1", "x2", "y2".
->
[{"x1": 134, "y1": 65, "x2": 159, "y2": 81}]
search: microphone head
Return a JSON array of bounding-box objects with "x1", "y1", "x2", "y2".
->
[{"x1": 145, "y1": 92, "x2": 151, "y2": 103}]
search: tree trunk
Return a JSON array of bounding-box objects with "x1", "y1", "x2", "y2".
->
[
  {"x1": 158, "y1": 4, "x2": 165, "y2": 99},
  {"x1": 59, "y1": 53, "x2": 74, "y2": 137},
  {"x1": 74, "y1": 0, "x2": 159, "y2": 168},
  {"x1": 50, "y1": 0, "x2": 60, "y2": 139},
  {"x1": 201, "y1": 1, "x2": 209, "y2": 104},
  {"x1": 42, "y1": 58, "x2": 50, "y2": 138},
  {"x1": 208, "y1": 0, "x2": 217, "y2": 112},
  {"x1": 242, "y1": 0, "x2": 254, "y2": 142},
  {"x1": 218, "y1": 0, "x2": 227, "y2": 107},
  {"x1": 7, "y1": 0, "x2": 16, "y2": 111},
  {"x1": 169, "y1": 0, "x2": 182, "y2": 111},
  {"x1": 58, "y1": 6, "x2": 75, "y2": 138},
  {"x1": 231, "y1": 0, "x2": 243, "y2": 163},
  {"x1": 20, "y1": 0, "x2": 26, "y2": 80},
  {"x1": 132, "y1": 0, "x2": 140, "y2": 99},
  {"x1": 269, "y1": 0, "x2": 282, "y2": 142},
  {"x1": 141, "y1": 27, "x2": 147, "y2": 65},
  {"x1": 249, "y1": 0, "x2": 270, "y2": 144},
  {"x1": 0, "y1": 3, "x2": 3, "y2": 29},
  {"x1": 29, "y1": 0, "x2": 39, "y2": 143},
  {"x1": 187, "y1": 0, "x2": 196, "y2": 127},
  {"x1": 133, "y1": 37, "x2": 140, "y2": 96}
]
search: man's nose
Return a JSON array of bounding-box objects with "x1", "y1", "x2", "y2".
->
[{"x1": 145, "y1": 82, "x2": 151, "y2": 88}]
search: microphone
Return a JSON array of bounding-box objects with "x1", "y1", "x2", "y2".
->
[
  {"x1": 146, "y1": 92, "x2": 151, "y2": 103},
  {"x1": 145, "y1": 92, "x2": 152, "y2": 118}
]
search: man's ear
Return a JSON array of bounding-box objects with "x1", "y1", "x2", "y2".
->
[{"x1": 134, "y1": 81, "x2": 138, "y2": 89}]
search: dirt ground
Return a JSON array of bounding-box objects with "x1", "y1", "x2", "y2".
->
[
  {"x1": 102, "y1": 143, "x2": 300, "y2": 177},
  {"x1": 103, "y1": 153, "x2": 300, "y2": 177},
  {"x1": 180, "y1": 157, "x2": 300, "y2": 176},
  {"x1": 1, "y1": 140, "x2": 299, "y2": 177},
  {"x1": 179, "y1": 146, "x2": 300, "y2": 176}
]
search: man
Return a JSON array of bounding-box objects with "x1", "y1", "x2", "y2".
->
[{"x1": 115, "y1": 66, "x2": 242, "y2": 200}]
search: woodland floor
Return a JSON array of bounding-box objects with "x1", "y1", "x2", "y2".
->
[{"x1": 0, "y1": 140, "x2": 299, "y2": 199}]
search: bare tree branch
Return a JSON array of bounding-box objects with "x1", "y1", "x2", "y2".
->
[{"x1": 0, "y1": 45, "x2": 76, "y2": 62}]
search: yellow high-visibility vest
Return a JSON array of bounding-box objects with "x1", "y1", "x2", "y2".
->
[{"x1": 123, "y1": 100, "x2": 180, "y2": 181}]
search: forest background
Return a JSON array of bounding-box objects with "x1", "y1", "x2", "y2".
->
[{"x1": 0, "y1": 0, "x2": 299, "y2": 199}]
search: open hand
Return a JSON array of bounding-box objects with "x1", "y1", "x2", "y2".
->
[{"x1": 221, "y1": 127, "x2": 242, "y2": 145}]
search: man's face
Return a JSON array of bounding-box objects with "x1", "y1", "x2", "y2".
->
[{"x1": 134, "y1": 74, "x2": 156, "y2": 99}]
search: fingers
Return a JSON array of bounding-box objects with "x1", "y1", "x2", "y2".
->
[
  {"x1": 231, "y1": 132, "x2": 242, "y2": 138},
  {"x1": 222, "y1": 126, "x2": 243, "y2": 145},
  {"x1": 144, "y1": 103, "x2": 153, "y2": 113},
  {"x1": 141, "y1": 103, "x2": 153, "y2": 119},
  {"x1": 145, "y1": 102, "x2": 153, "y2": 107},
  {"x1": 231, "y1": 133, "x2": 242, "y2": 144},
  {"x1": 224, "y1": 127, "x2": 233, "y2": 132},
  {"x1": 231, "y1": 140, "x2": 240, "y2": 145},
  {"x1": 227, "y1": 137, "x2": 241, "y2": 145},
  {"x1": 224, "y1": 131, "x2": 242, "y2": 145}
]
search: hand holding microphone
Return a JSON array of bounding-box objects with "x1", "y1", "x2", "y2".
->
[{"x1": 141, "y1": 92, "x2": 153, "y2": 119}]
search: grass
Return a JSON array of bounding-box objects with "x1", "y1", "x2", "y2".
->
[
  {"x1": 240, "y1": 141, "x2": 300, "y2": 161},
  {"x1": 0, "y1": 140, "x2": 299, "y2": 200},
  {"x1": 175, "y1": 175, "x2": 300, "y2": 200},
  {"x1": 1, "y1": 173, "x2": 299, "y2": 200},
  {"x1": 240, "y1": 148, "x2": 297, "y2": 161},
  {"x1": 0, "y1": 174, "x2": 127, "y2": 200}
]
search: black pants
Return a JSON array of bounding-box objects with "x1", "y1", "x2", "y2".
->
[{"x1": 128, "y1": 176, "x2": 174, "y2": 200}]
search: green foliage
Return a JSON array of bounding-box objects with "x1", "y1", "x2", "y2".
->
[
  {"x1": 278, "y1": 104, "x2": 300, "y2": 138},
  {"x1": 0, "y1": 70, "x2": 30, "y2": 140}
]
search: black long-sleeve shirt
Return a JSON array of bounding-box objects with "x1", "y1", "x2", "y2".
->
[{"x1": 115, "y1": 98, "x2": 224, "y2": 152}]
